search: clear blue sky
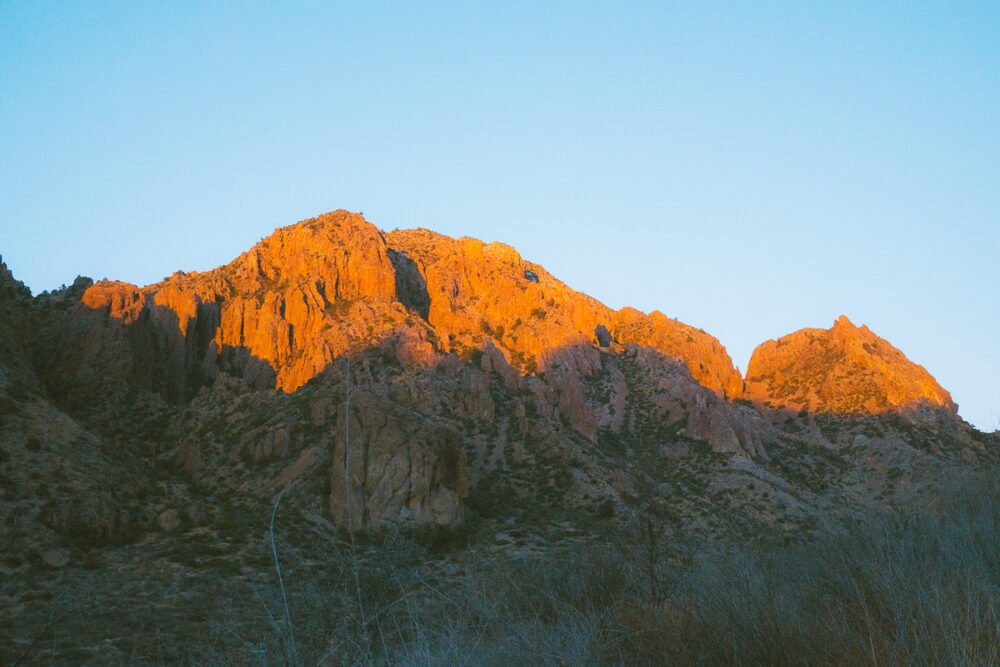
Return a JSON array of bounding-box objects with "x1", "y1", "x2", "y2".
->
[{"x1": 2, "y1": 2, "x2": 998, "y2": 431}]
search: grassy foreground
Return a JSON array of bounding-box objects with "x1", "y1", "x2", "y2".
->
[{"x1": 183, "y1": 470, "x2": 999, "y2": 666}]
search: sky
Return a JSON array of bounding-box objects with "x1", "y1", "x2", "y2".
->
[{"x1": 1, "y1": 2, "x2": 998, "y2": 431}]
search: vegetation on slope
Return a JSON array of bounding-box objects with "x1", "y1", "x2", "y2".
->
[{"x1": 162, "y1": 468, "x2": 999, "y2": 666}]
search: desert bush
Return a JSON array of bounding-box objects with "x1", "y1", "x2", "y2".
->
[
  {"x1": 390, "y1": 470, "x2": 1000, "y2": 666},
  {"x1": 189, "y1": 469, "x2": 999, "y2": 666},
  {"x1": 676, "y1": 478, "x2": 1000, "y2": 665},
  {"x1": 656, "y1": 471, "x2": 1000, "y2": 666}
]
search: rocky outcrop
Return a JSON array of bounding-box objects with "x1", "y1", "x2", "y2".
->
[
  {"x1": 384, "y1": 228, "x2": 742, "y2": 397},
  {"x1": 0, "y1": 256, "x2": 30, "y2": 301},
  {"x1": 330, "y1": 393, "x2": 467, "y2": 531},
  {"x1": 41, "y1": 212, "x2": 744, "y2": 406},
  {"x1": 611, "y1": 308, "x2": 744, "y2": 399},
  {"x1": 623, "y1": 346, "x2": 769, "y2": 457},
  {"x1": 744, "y1": 315, "x2": 956, "y2": 416},
  {"x1": 385, "y1": 228, "x2": 608, "y2": 374},
  {"x1": 53, "y1": 212, "x2": 415, "y2": 398},
  {"x1": 153, "y1": 211, "x2": 408, "y2": 392},
  {"x1": 80, "y1": 280, "x2": 146, "y2": 324}
]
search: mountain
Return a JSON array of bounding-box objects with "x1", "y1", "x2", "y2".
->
[
  {"x1": 0, "y1": 212, "x2": 996, "y2": 662},
  {"x1": 63, "y1": 212, "x2": 742, "y2": 398},
  {"x1": 745, "y1": 314, "x2": 955, "y2": 416}
]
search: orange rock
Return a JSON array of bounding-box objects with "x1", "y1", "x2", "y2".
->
[
  {"x1": 67, "y1": 211, "x2": 748, "y2": 400},
  {"x1": 141, "y1": 211, "x2": 410, "y2": 392},
  {"x1": 611, "y1": 308, "x2": 744, "y2": 399},
  {"x1": 152, "y1": 285, "x2": 198, "y2": 333},
  {"x1": 744, "y1": 315, "x2": 956, "y2": 415},
  {"x1": 385, "y1": 228, "x2": 742, "y2": 397},
  {"x1": 81, "y1": 281, "x2": 146, "y2": 324}
]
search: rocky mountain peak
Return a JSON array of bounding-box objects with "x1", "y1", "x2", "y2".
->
[
  {"x1": 0, "y1": 256, "x2": 30, "y2": 301},
  {"x1": 31, "y1": 210, "x2": 963, "y2": 427},
  {"x1": 744, "y1": 316, "x2": 955, "y2": 416},
  {"x1": 206, "y1": 209, "x2": 397, "y2": 302},
  {"x1": 833, "y1": 313, "x2": 854, "y2": 328}
]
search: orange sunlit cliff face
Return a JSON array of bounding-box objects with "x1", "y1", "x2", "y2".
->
[
  {"x1": 78, "y1": 211, "x2": 742, "y2": 397},
  {"x1": 72, "y1": 211, "x2": 957, "y2": 423},
  {"x1": 744, "y1": 315, "x2": 956, "y2": 415}
]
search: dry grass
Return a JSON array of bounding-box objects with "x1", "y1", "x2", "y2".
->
[
  {"x1": 186, "y1": 469, "x2": 999, "y2": 666},
  {"x1": 9, "y1": 470, "x2": 995, "y2": 665},
  {"x1": 663, "y1": 477, "x2": 1000, "y2": 666}
]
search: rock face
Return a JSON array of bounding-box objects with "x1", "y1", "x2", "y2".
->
[
  {"x1": 52, "y1": 213, "x2": 414, "y2": 401},
  {"x1": 744, "y1": 315, "x2": 956, "y2": 416},
  {"x1": 0, "y1": 256, "x2": 30, "y2": 301},
  {"x1": 56, "y1": 211, "x2": 743, "y2": 405},
  {"x1": 80, "y1": 280, "x2": 145, "y2": 323},
  {"x1": 1, "y1": 212, "x2": 989, "y2": 542},
  {"x1": 622, "y1": 346, "x2": 768, "y2": 457},
  {"x1": 384, "y1": 227, "x2": 741, "y2": 395},
  {"x1": 330, "y1": 393, "x2": 467, "y2": 531},
  {"x1": 612, "y1": 308, "x2": 744, "y2": 398}
]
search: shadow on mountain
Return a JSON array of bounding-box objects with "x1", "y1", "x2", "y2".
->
[
  {"x1": 387, "y1": 248, "x2": 430, "y2": 321},
  {"x1": 57, "y1": 290, "x2": 985, "y2": 457}
]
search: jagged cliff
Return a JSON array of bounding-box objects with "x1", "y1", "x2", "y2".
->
[
  {"x1": 68, "y1": 212, "x2": 954, "y2": 425},
  {"x1": 0, "y1": 212, "x2": 994, "y2": 561},
  {"x1": 67, "y1": 212, "x2": 742, "y2": 400}
]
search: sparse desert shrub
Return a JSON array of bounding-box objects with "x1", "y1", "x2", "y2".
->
[
  {"x1": 181, "y1": 468, "x2": 999, "y2": 666},
  {"x1": 397, "y1": 470, "x2": 1000, "y2": 666},
  {"x1": 661, "y1": 471, "x2": 1000, "y2": 666}
]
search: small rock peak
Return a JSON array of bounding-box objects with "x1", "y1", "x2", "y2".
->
[
  {"x1": 616, "y1": 306, "x2": 645, "y2": 319},
  {"x1": 0, "y1": 256, "x2": 30, "y2": 299},
  {"x1": 745, "y1": 317, "x2": 956, "y2": 415},
  {"x1": 264, "y1": 210, "x2": 384, "y2": 251},
  {"x1": 483, "y1": 241, "x2": 522, "y2": 265},
  {"x1": 81, "y1": 280, "x2": 146, "y2": 323},
  {"x1": 299, "y1": 209, "x2": 368, "y2": 229},
  {"x1": 834, "y1": 314, "x2": 855, "y2": 329},
  {"x1": 217, "y1": 209, "x2": 397, "y2": 302}
]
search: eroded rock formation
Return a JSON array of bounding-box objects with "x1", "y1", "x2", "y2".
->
[{"x1": 330, "y1": 393, "x2": 467, "y2": 531}]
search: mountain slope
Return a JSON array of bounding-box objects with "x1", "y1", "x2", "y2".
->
[{"x1": 1, "y1": 213, "x2": 997, "y2": 662}]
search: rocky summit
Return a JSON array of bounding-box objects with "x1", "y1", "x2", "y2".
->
[
  {"x1": 744, "y1": 314, "x2": 956, "y2": 416},
  {"x1": 0, "y1": 212, "x2": 996, "y2": 663}
]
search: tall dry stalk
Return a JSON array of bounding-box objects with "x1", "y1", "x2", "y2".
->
[{"x1": 270, "y1": 486, "x2": 298, "y2": 666}]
